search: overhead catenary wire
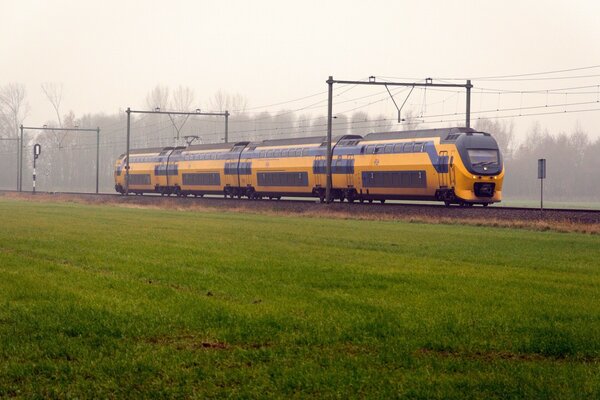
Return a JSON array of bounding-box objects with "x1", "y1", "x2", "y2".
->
[{"x1": 378, "y1": 64, "x2": 600, "y2": 82}]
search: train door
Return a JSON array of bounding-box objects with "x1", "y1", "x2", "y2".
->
[
  {"x1": 314, "y1": 154, "x2": 324, "y2": 188},
  {"x1": 438, "y1": 150, "x2": 449, "y2": 188},
  {"x1": 449, "y1": 152, "x2": 456, "y2": 188},
  {"x1": 346, "y1": 155, "x2": 355, "y2": 188}
]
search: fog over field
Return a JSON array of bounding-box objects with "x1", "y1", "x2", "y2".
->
[{"x1": 1, "y1": 0, "x2": 599, "y2": 201}]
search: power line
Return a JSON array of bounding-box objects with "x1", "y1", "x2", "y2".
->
[
  {"x1": 418, "y1": 100, "x2": 600, "y2": 120},
  {"x1": 379, "y1": 64, "x2": 600, "y2": 81},
  {"x1": 3, "y1": 104, "x2": 600, "y2": 155}
]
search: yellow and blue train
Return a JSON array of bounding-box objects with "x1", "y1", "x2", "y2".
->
[{"x1": 114, "y1": 127, "x2": 504, "y2": 206}]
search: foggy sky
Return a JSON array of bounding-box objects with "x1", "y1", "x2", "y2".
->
[{"x1": 2, "y1": 0, "x2": 600, "y2": 138}]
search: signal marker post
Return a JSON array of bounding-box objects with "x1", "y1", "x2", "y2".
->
[
  {"x1": 32, "y1": 144, "x2": 41, "y2": 194},
  {"x1": 538, "y1": 158, "x2": 546, "y2": 213}
]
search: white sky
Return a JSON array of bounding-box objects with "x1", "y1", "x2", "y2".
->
[{"x1": 2, "y1": 0, "x2": 600, "y2": 138}]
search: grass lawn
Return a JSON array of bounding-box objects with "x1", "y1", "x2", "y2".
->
[{"x1": 0, "y1": 198, "x2": 599, "y2": 399}]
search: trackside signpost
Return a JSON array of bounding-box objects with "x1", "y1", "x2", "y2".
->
[
  {"x1": 33, "y1": 143, "x2": 41, "y2": 194},
  {"x1": 538, "y1": 158, "x2": 546, "y2": 212}
]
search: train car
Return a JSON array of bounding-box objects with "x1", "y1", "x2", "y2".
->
[
  {"x1": 114, "y1": 147, "x2": 165, "y2": 195},
  {"x1": 343, "y1": 128, "x2": 504, "y2": 205},
  {"x1": 114, "y1": 127, "x2": 503, "y2": 206},
  {"x1": 239, "y1": 136, "x2": 336, "y2": 200},
  {"x1": 174, "y1": 143, "x2": 239, "y2": 197}
]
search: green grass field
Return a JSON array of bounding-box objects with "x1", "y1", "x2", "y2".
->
[{"x1": 0, "y1": 198, "x2": 599, "y2": 399}]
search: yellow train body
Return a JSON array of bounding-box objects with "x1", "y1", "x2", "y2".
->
[{"x1": 115, "y1": 127, "x2": 504, "y2": 206}]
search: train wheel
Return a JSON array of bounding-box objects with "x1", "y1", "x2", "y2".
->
[
  {"x1": 368, "y1": 199, "x2": 373, "y2": 204},
  {"x1": 380, "y1": 199, "x2": 386, "y2": 204},
  {"x1": 482, "y1": 203, "x2": 489, "y2": 207},
  {"x1": 444, "y1": 201, "x2": 451, "y2": 207}
]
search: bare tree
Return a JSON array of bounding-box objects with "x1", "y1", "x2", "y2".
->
[
  {"x1": 41, "y1": 82, "x2": 64, "y2": 128},
  {"x1": 0, "y1": 83, "x2": 28, "y2": 189},
  {"x1": 0, "y1": 83, "x2": 29, "y2": 135},
  {"x1": 296, "y1": 114, "x2": 312, "y2": 137},
  {"x1": 400, "y1": 109, "x2": 422, "y2": 131},
  {"x1": 210, "y1": 90, "x2": 248, "y2": 113},
  {"x1": 349, "y1": 111, "x2": 369, "y2": 135},
  {"x1": 145, "y1": 85, "x2": 170, "y2": 110},
  {"x1": 474, "y1": 118, "x2": 515, "y2": 159},
  {"x1": 332, "y1": 113, "x2": 348, "y2": 136},
  {"x1": 374, "y1": 114, "x2": 393, "y2": 133},
  {"x1": 172, "y1": 85, "x2": 195, "y2": 111}
]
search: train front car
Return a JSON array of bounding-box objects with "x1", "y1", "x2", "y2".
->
[
  {"x1": 446, "y1": 129, "x2": 504, "y2": 206},
  {"x1": 352, "y1": 127, "x2": 503, "y2": 206}
]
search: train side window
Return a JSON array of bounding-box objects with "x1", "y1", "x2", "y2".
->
[
  {"x1": 384, "y1": 144, "x2": 394, "y2": 153},
  {"x1": 403, "y1": 143, "x2": 414, "y2": 153},
  {"x1": 366, "y1": 145, "x2": 375, "y2": 154},
  {"x1": 393, "y1": 143, "x2": 403, "y2": 153},
  {"x1": 374, "y1": 145, "x2": 384, "y2": 154},
  {"x1": 273, "y1": 150, "x2": 281, "y2": 157},
  {"x1": 414, "y1": 142, "x2": 424, "y2": 152},
  {"x1": 266, "y1": 150, "x2": 273, "y2": 158},
  {"x1": 282, "y1": 149, "x2": 289, "y2": 157}
]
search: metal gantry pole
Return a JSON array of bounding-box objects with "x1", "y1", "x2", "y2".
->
[
  {"x1": 326, "y1": 76, "x2": 334, "y2": 204},
  {"x1": 19, "y1": 125, "x2": 23, "y2": 192},
  {"x1": 16, "y1": 127, "x2": 20, "y2": 191},
  {"x1": 15, "y1": 125, "x2": 23, "y2": 191},
  {"x1": 125, "y1": 108, "x2": 131, "y2": 195},
  {"x1": 224, "y1": 111, "x2": 229, "y2": 143},
  {"x1": 466, "y1": 79, "x2": 472, "y2": 128},
  {"x1": 96, "y1": 127, "x2": 100, "y2": 194}
]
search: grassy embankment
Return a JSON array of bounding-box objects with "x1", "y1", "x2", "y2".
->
[{"x1": 0, "y1": 198, "x2": 599, "y2": 398}]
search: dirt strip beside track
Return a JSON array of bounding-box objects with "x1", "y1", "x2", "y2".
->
[{"x1": 3, "y1": 192, "x2": 600, "y2": 233}]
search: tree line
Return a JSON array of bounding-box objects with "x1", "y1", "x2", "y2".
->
[{"x1": 1, "y1": 83, "x2": 598, "y2": 202}]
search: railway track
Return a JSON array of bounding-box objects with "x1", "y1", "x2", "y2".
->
[{"x1": 2, "y1": 190, "x2": 600, "y2": 225}]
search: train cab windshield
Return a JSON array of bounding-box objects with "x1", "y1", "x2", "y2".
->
[{"x1": 467, "y1": 149, "x2": 499, "y2": 167}]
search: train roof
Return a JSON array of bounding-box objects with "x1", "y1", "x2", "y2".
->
[
  {"x1": 123, "y1": 128, "x2": 488, "y2": 156},
  {"x1": 129, "y1": 147, "x2": 165, "y2": 155},
  {"x1": 185, "y1": 142, "x2": 235, "y2": 152},
  {"x1": 250, "y1": 136, "x2": 326, "y2": 149},
  {"x1": 247, "y1": 134, "x2": 364, "y2": 149},
  {"x1": 363, "y1": 127, "x2": 479, "y2": 142}
]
